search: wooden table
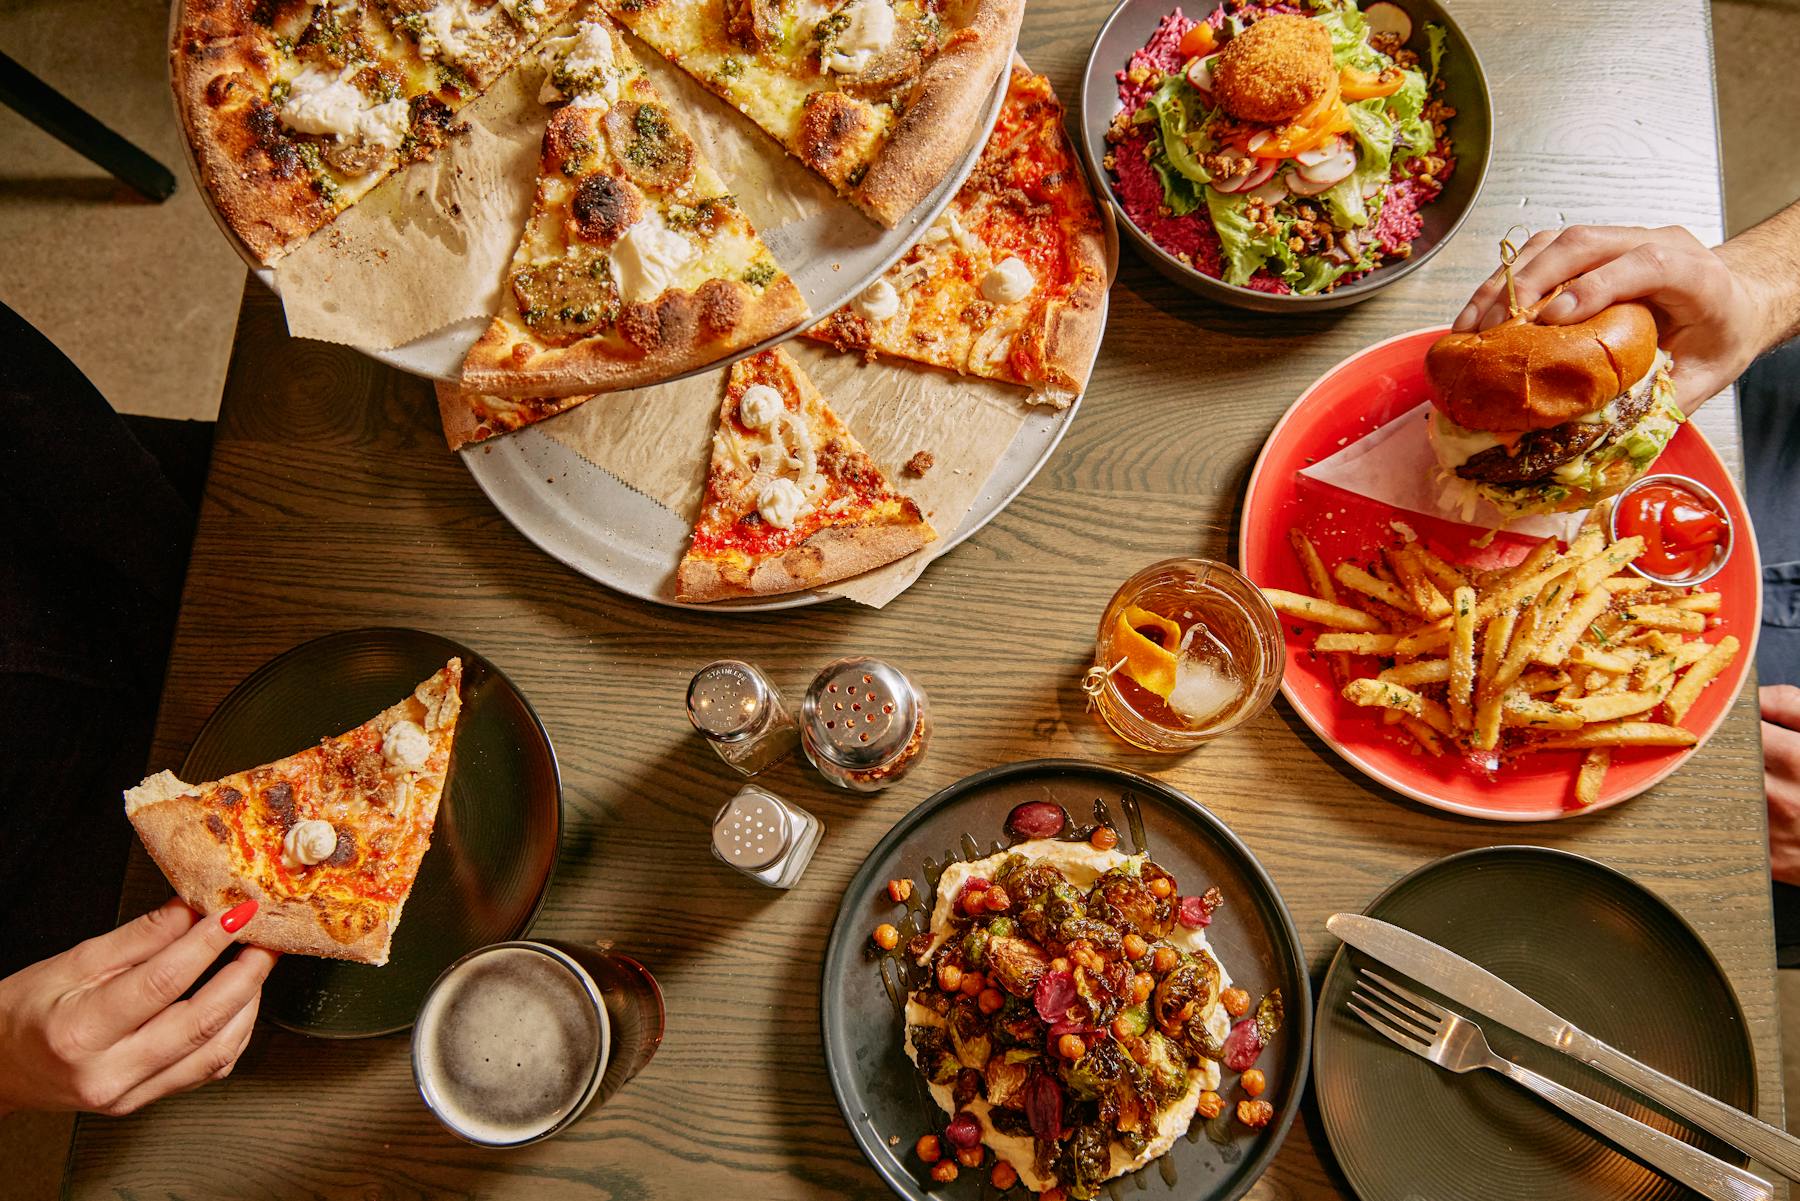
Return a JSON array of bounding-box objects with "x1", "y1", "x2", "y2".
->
[{"x1": 66, "y1": 1, "x2": 1777, "y2": 1196}]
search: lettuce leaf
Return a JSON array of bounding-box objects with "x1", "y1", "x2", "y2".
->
[
  {"x1": 1307, "y1": 0, "x2": 1383, "y2": 72},
  {"x1": 1203, "y1": 186, "x2": 1297, "y2": 287},
  {"x1": 1145, "y1": 74, "x2": 1214, "y2": 215},
  {"x1": 1425, "y1": 22, "x2": 1449, "y2": 84},
  {"x1": 1385, "y1": 68, "x2": 1433, "y2": 165},
  {"x1": 1317, "y1": 100, "x2": 1394, "y2": 227}
]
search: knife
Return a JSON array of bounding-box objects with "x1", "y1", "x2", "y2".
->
[{"x1": 1329, "y1": 913, "x2": 1800, "y2": 1183}]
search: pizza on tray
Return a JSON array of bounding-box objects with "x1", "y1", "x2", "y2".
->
[
  {"x1": 805, "y1": 63, "x2": 1110, "y2": 403},
  {"x1": 456, "y1": 11, "x2": 810, "y2": 399},
  {"x1": 600, "y1": 0, "x2": 1025, "y2": 225},
  {"x1": 677, "y1": 346, "x2": 936, "y2": 600},
  {"x1": 123, "y1": 660, "x2": 463, "y2": 966},
  {"x1": 173, "y1": 0, "x2": 578, "y2": 264}
]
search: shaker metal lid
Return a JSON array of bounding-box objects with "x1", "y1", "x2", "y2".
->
[
  {"x1": 687, "y1": 660, "x2": 770, "y2": 741},
  {"x1": 801, "y1": 657, "x2": 919, "y2": 770},
  {"x1": 713, "y1": 787, "x2": 792, "y2": 871}
]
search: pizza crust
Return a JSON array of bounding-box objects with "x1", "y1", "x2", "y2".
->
[
  {"x1": 459, "y1": 276, "x2": 809, "y2": 398},
  {"x1": 676, "y1": 515, "x2": 933, "y2": 601},
  {"x1": 853, "y1": 0, "x2": 1026, "y2": 225},
  {"x1": 435, "y1": 383, "x2": 596, "y2": 450}
]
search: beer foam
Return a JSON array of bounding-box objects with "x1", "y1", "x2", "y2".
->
[{"x1": 415, "y1": 946, "x2": 605, "y2": 1145}]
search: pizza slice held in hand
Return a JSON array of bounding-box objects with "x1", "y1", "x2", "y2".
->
[
  {"x1": 677, "y1": 346, "x2": 935, "y2": 601},
  {"x1": 459, "y1": 10, "x2": 808, "y2": 398},
  {"x1": 124, "y1": 660, "x2": 463, "y2": 966}
]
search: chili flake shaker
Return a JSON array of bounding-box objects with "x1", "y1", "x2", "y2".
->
[
  {"x1": 711, "y1": 785, "x2": 821, "y2": 889},
  {"x1": 800, "y1": 657, "x2": 929, "y2": 792},
  {"x1": 686, "y1": 660, "x2": 798, "y2": 776}
]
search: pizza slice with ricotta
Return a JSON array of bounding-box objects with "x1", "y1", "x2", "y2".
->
[
  {"x1": 677, "y1": 346, "x2": 935, "y2": 601},
  {"x1": 124, "y1": 660, "x2": 463, "y2": 966},
  {"x1": 458, "y1": 10, "x2": 809, "y2": 398},
  {"x1": 600, "y1": 0, "x2": 1024, "y2": 225},
  {"x1": 174, "y1": 0, "x2": 579, "y2": 264},
  {"x1": 805, "y1": 65, "x2": 1110, "y2": 404}
]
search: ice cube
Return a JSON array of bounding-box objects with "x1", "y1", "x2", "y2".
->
[{"x1": 1169, "y1": 623, "x2": 1245, "y2": 726}]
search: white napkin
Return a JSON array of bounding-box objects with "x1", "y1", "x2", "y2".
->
[{"x1": 1297, "y1": 401, "x2": 1587, "y2": 543}]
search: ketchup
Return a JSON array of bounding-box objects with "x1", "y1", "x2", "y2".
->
[{"x1": 1615, "y1": 481, "x2": 1726, "y2": 579}]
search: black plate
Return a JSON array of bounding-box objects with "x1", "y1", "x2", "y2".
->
[
  {"x1": 179, "y1": 628, "x2": 561, "y2": 1038},
  {"x1": 1314, "y1": 846, "x2": 1757, "y2": 1201},
  {"x1": 821, "y1": 759, "x2": 1310, "y2": 1201}
]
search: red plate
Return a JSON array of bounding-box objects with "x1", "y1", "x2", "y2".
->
[{"x1": 1239, "y1": 327, "x2": 1762, "y2": 821}]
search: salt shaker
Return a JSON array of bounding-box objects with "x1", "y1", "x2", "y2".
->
[
  {"x1": 711, "y1": 785, "x2": 822, "y2": 889},
  {"x1": 799, "y1": 657, "x2": 930, "y2": 792},
  {"x1": 686, "y1": 660, "x2": 798, "y2": 776}
]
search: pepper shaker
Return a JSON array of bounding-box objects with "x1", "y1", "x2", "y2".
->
[
  {"x1": 799, "y1": 657, "x2": 930, "y2": 791},
  {"x1": 711, "y1": 785, "x2": 822, "y2": 889},
  {"x1": 686, "y1": 660, "x2": 798, "y2": 776}
]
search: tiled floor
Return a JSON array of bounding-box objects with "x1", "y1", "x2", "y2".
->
[{"x1": 0, "y1": 2, "x2": 1797, "y2": 1197}]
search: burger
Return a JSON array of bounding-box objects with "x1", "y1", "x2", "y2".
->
[{"x1": 1424, "y1": 295, "x2": 1684, "y2": 520}]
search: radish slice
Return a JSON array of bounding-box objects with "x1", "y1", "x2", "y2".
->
[
  {"x1": 1363, "y1": 1, "x2": 1412, "y2": 42},
  {"x1": 1285, "y1": 170, "x2": 1339, "y2": 197},
  {"x1": 1295, "y1": 136, "x2": 1348, "y2": 169},
  {"x1": 1246, "y1": 174, "x2": 1289, "y2": 204},
  {"x1": 1214, "y1": 158, "x2": 1276, "y2": 194},
  {"x1": 1246, "y1": 130, "x2": 1273, "y2": 154},
  {"x1": 1295, "y1": 145, "x2": 1357, "y2": 186},
  {"x1": 1185, "y1": 52, "x2": 1220, "y2": 94}
]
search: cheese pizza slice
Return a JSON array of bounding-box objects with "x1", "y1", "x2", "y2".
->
[
  {"x1": 804, "y1": 65, "x2": 1111, "y2": 405},
  {"x1": 600, "y1": 0, "x2": 1024, "y2": 225},
  {"x1": 124, "y1": 660, "x2": 463, "y2": 966},
  {"x1": 677, "y1": 346, "x2": 935, "y2": 600},
  {"x1": 459, "y1": 10, "x2": 809, "y2": 398},
  {"x1": 174, "y1": 0, "x2": 579, "y2": 264}
]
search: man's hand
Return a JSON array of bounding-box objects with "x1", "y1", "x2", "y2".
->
[
  {"x1": 0, "y1": 899, "x2": 277, "y2": 1116},
  {"x1": 1452, "y1": 225, "x2": 1776, "y2": 414},
  {"x1": 1765, "y1": 686, "x2": 1800, "y2": 887}
]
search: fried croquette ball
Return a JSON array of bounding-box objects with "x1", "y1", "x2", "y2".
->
[{"x1": 1212, "y1": 14, "x2": 1336, "y2": 124}]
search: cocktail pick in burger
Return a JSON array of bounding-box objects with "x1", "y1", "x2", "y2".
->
[{"x1": 1422, "y1": 234, "x2": 1686, "y2": 521}]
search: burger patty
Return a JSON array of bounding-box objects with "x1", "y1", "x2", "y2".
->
[{"x1": 1455, "y1": 374, "x2": 1657, "y2": 486}]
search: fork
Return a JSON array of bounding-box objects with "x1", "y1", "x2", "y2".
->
[{"x1": 1349, "y1": 968, "x2": 1773, "y2": 1201}]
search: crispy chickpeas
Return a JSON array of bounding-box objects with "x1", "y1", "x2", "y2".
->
[
  {"x1": 1089, "y1": 825, "x2": 1119, "y2": 851},
  {"x1": 983, "y1": 886, "x2": 1012, "y2": 912},
  {"x1": 1242, "y1": 1068, "x2": 1266, "y2": 1098},
  {"x1": 955, "y1": 1145, "x2": 984, "y2": 1169},
  {"x1": 1122, "y1": 933, "x2": 1149, "y2": 960},
  {"x1": 961, "y1": 889, "x2": 988, "y2": 916},
  {"x1": 1122, "y1": 1034, "x2": 1151, "y2": 1065},
  {"x1": 937, "y1": 962, "x2": 964, "y2": 992},
  {"x1": 1148, "y1": 876, "x2": 1174, "y2": 899},
  {"x1": 978, "y1": 987, "x2": 1005, "y2": 1015},
  {"x1": 916, "y1": 1134, "x2": 942, "y2": 1163},
  {"x1": 930, "y1": 1159, "x2": 960, "y2": 1184},
  {"x1": 991, "y1": 1160, "x2": 1019, "y2": 1189},
  {"x1": 960, "y1": 971, "x2": 986, "y2": 997},
  {"x1": 873, "y1": 923, "x2": 900, "y2": 951},
  {"x1": 1195, "y1": 1090, "x2": 1224, "y2": 1121},
  {"x1": 1130, "y1": 972, "x2": 1155, "y2": 1004},
  {"x1": 1237, "y1": 1098, "x2": 1274, "y2": 1129},
  {"x1": 1221, "y1": 986, "x2": 1251, "y2": 1017},
  {"x1": 1057, "y1": 1033, "x2": 1087, "y2": 1061},
  {"x1": 1110, "y1": 1015, "x2": 1138, "y2": 1041},
  {"x1": 888, "y1": 878, "x2": 914, "y2": 904},
  {"x1": 1152, "y1": 946, "x2": 1179, "y2": 975}
]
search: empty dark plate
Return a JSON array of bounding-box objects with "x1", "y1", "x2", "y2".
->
[
  {"x1": 1314, "y1": 846, "x2": 1756, "y2": 1201},
  {"x1": 179, "y1": 628, "x2": 561, "y2": 1038},
  {"x1": 821, "y1": 759, "x2": 1309, "y2": 1201}
]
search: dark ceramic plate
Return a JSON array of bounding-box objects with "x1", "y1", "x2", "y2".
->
[
  {"x1": 1314, "y1": 846, "x2": 1756, "y2": 1200},
  {"x1": 179, "y1": 628, "x2": 561, "y2": 1038},
  {"x1": 821, "y1": 760, "x2": 1309, "y2": 1201},
  {"x1": 1077, "y1": 0, "x2": 1491, "y2": 311}
]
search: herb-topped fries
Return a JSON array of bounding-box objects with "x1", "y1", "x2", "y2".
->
[{"x1": 1264, "y1": 505, "x2": 1740, "y2": 806}]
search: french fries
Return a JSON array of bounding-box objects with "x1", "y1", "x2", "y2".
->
[{"x1": 1275, "y1": 519, "x2": 1741, "y2": 807}]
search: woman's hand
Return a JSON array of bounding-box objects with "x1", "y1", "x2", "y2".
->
[
  {"x1": 1451, "y1": 224, "x2": 1776, "y2": 415},
  {"x1": 1767, "y1": 686, "x2": 1800, "y2": 888},
  {"x1": 0, "y1": 898, "x2": 277, "y2": 1116}
]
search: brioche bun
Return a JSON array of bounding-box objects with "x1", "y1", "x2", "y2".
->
[{"x1": 1425, "y1": 296, "x2": 1659, "y2": 433}]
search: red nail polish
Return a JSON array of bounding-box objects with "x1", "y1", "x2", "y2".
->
[{"x1": 220, "y1": 899, "x2": 258, "y2": 934}]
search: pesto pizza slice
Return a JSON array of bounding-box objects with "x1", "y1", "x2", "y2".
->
[{"x1": 458, "y1": 10, "x2": 808, "y2": 397}]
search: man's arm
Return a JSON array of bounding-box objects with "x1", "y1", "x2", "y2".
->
[{"x1": 1452, "y1": 199, "x2": 1800, "y2": 413}]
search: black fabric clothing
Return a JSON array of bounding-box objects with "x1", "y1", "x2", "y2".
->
[{"x1": 0, "y1": 302, "x2": 210, "y2": 978}]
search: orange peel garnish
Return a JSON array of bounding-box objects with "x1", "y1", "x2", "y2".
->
[{"x1": 1113, "y1": 606, "x2": 1183, "y2": 698}]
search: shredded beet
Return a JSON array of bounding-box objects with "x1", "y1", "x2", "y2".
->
[
  {"x1": 1035, "y1": 970, "x2": 1077, "y2": 1024},
  {"x1": 1221, "y1": 1018, "x2": 1265, "y2": 1071},
  {"x1": 1006, "y1": 801, "x2": 1066, "y2": 840}
]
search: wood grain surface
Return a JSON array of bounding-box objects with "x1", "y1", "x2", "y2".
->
[{"x1": 65, "y1": 1, "x2": 1780, "y2": 1198}]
